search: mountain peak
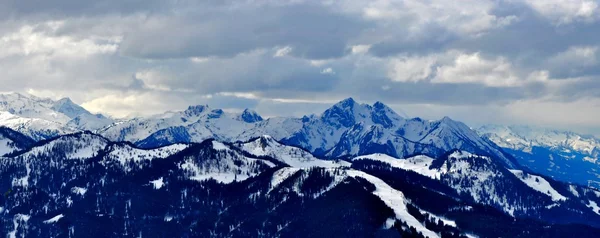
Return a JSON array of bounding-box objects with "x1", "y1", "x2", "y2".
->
[
  {"x1": 51, "y1": 97, "x2": 91, "y2": 119},
  {"x1": 338, "y1": 97, "x2": 356, "y2": 107},
  {"x1": 322, "y1": 98, "x2": 364, "y2": 127},
  {"x1": 56, "y1": 97, "x2": 74, "y2": 104},
  {"x1": 439, "y1": 116, "x2": 466, "y2": 128},
  {"x1": 372, "y1": 101, "x2": 387, "y2": 109},
  {"x1": 184, "y1": 105, "x2": 209, "y2": 117},
  {"x1": 240, "y1": 109, "x2": 263, "y2": 123}
]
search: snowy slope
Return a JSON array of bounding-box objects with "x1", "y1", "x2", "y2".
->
[
  {"x1": 100, "y1": 98, "x2": 517, "y2": 169},
  {"x1": 267, "y1": 166, "x2": 441, "y2": 238},
  {"x1": 178, "y1": 140, "x2": 276, "y2": 184},
  {"x1": 0, "y1": 93, "x2": 113, "y2": 140},
  {"x1": 0, "y1": 127, "x2": 34, "y2": 156},
  {"x1": 99, "y1": 105, "x2": 258, "y2": 144},
  {"x1": 353, "y1": 154, "x2": 440, "y2": 179},
  {"x1": 20, "y1": 132, "x2": 110, "y2": 160},
  {"x1": 3, "y1": 130, "x2": 600, "y2": 236},
  {"x1": 353, "y1": 151, "x2": 578, "y2": 216},
  {"x1": 0, "y1": 111, "x2": 76, "y2": 140},
  {"x1": 105, "y1": 143, "x2": 189, "y2": 171},
  {"x1": 479, "y1": 125, "x2": 600, "y2": 157},
  {"x1": 236, "y1": 135, "x2": 350, "y2": 168},
  {"x1": 509, "y1": 170, "x2": 567, "y2": 201},
  {"x1": 346, "y1": 170, "x2": 440, "y2": 238}
]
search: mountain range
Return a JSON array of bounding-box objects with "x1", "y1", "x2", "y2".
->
[
  {"x1": 0, "y1": 93, "x2": 113, "y2": 140},
  {"x1": 479, "y1": 125, "x2": 600, "y2": 189},
  {"x1": 2, "y1": 93, "x2": 600, "y2": 237}
]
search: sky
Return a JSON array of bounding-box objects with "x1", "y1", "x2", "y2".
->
[{"x1": 1, "y1": 0, "x2": 600, "y2": 135}]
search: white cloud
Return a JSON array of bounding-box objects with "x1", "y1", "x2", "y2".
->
[
  {"x1": 522, "y1": 0, "x2": 599, "y2": 24},
  {"x1": 387, "y1": 51, "x2": 548, "y2": 87},
  {"x1": 355, "y1": 0, "x2": 517, "y2": 35},
  {"x1": 81, "y1": 93, "x2": 176, "y2": 118},
  {"x1": 190, "y1": 57, "x2": 210, "y2": 63},
  {"x1": 134, "y1": 70, "x2": 173, "y2": 91},
  {"x1": 433, "y1": 52, "x2": 523, "y2": 87},
  {"x1": 1, "y1": 0, "x2": 600, "y2": 133},
  {"x1": 350, "y1": 44, "x2": 371, "y2": 54},
  {"x1": 216, "y1": 92, "x2": 260, "y2": 100},
  {"x1": 321, "y1": 67, "x2": 335, "y2": 74},
  {"x1": 274, "y1": 46, "x2": 293, "y2": 57},
  {"x1": 387, "y1": 55, "x2": 436, "y2": 82},
  {"x1": 0, "y1": 21, "x2": 119, "y2": 59},
  {"x1": 548, "y1": 45, "x2": 598, "y2": 66}
]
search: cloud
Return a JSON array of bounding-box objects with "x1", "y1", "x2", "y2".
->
[
  {"x1": 386, "y1": 51, "x2": 547, "y2": 87},
  {"x1": 2, "y1": 0, "x2": 600, "y2": 134},
  {"x1": 117, "y1": 3, "x2": 369, "y2": 59},
  {"x1": 0, "y1": 21, "x2": 118, "y2": 59},
  {"x1": 546, "y1": 45, "x2": 599, "y2": 77},
  {"x1": 350, "y1": 44, "x2": 371, "y2": 54},
  {"x1": 522, "y1": 0, "x2": 599, "y2": 24},
  {"x1": 432, "y1": 52, "x2": 524, "y2": 87},
  {"x1": 388, "y1": 55, "x2": 436, "y2": 83},
  {"x1": 274, "y1": 46, "x2": 293, "y2": 57}
]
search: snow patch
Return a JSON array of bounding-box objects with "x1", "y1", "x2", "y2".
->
[
  {"x1": 44, "y1": 214, "x2": 64, "y2": 224},
  {"x1": 587, "y1": 200, "x2": 600, "y2": 215},
  {"x1": 150, "y1": 177, "x2": 165, "y2": 189},
  {"x1": 212, "y1": 141, "x2": 230, "y2": 151},
  {"x1": 509, "y1": 170, "x2": 567, "y2": 201},
  {"x1": 569, "y1": 185, "x2": 580, "y2": 197},
  {"x1": 71, "y1": 187, "x2": 87, "y2": 196},
  {"x1": 428, "y1": 213, "x2": 457, "y2": 228},
  {"x1": 8, "y1": 214, "x2": 30, "y2": 238}
]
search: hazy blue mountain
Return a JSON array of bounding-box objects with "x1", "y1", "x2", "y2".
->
[{"x1": 479, "y1": 125, "x2": 600, "y2": 188}]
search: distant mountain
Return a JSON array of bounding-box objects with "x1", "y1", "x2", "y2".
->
[
  {"x1": 0, "y1": 93, "x2": 113, "y2": 140},
  {"x1": 2, "y1": 132, "x2": 600, "y2": 237},
  {"x1": 100, "y1": 98, "x2": 519, "y2": 168},
  {"x1": 479, "y1": 125, "x2": 600, "y2": 188}
]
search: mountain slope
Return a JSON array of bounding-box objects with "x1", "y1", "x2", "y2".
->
[
  {"x1": 479, "y1": 125, "x2": 600, "y2": 188},
  {"x1": 352, "y1": 151, "x2": 600, "y2": 227},
  {"x1": 0, "y1": 127, "x2": 34, "y2": 156},
  {"x1": 100, "y1": 98, "x2": 518, "y2": 168},
  {"x1": 235, "y1": 135, "x2": 350, "y2": 168},
  {"x1": 0, "y1": 93, "x2": 113, "y2": 140},
  {"x1": 2, "y1": 133, "x2": 600, "y2": 237}
]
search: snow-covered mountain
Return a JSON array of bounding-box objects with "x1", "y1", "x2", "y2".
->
[
  {"x1": 235, "y1": 135, "x2": 350, "y2": 168},
  {"x1": 99, "y1": 104, "x2": 259, "y2": 144},
  {"x1": 0, "y1": 93, "x2": 113, "y2": 140},
  {"x1": 99, "y1": 98, "x2": 518, "y2": 168},
  {"x1": 3, "y1": 131, "x2": 600, "y2": 237},
  {"x1": 478, "y1": 125, "x2": 600, "y2": 188},
  {"x1": 479, "y1": 125, "x2": 600, "y2": 157},
  {"x1": 353, "y1": 151, "x2": 600, "y2": 225}
]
